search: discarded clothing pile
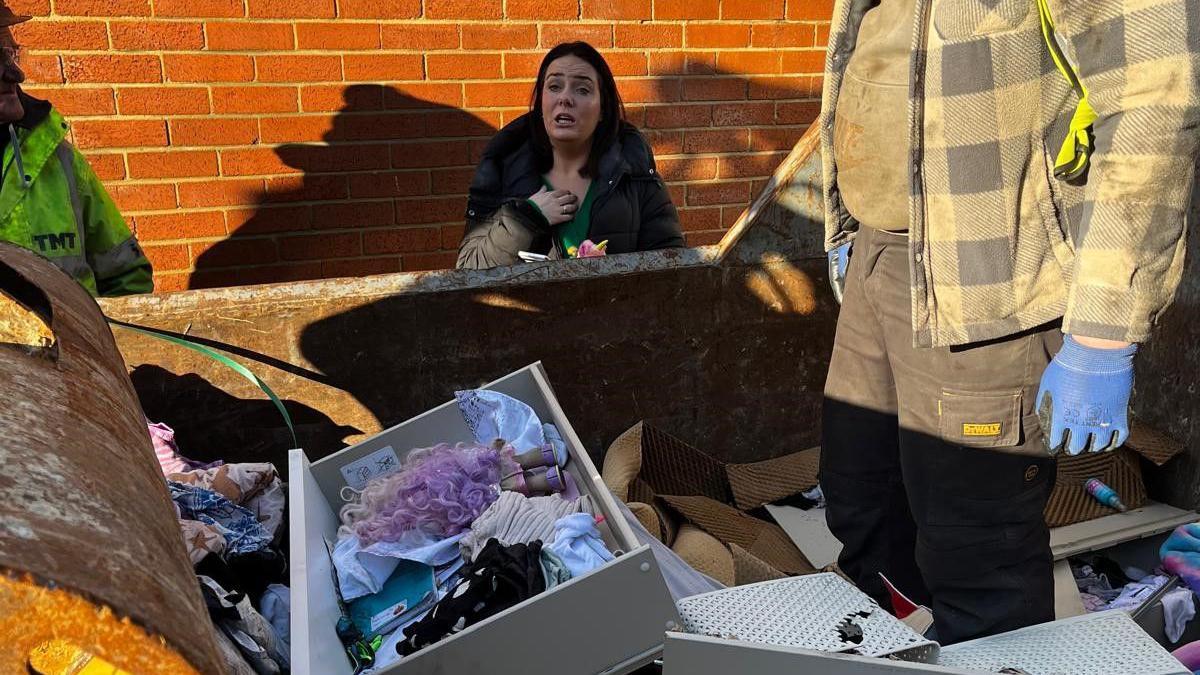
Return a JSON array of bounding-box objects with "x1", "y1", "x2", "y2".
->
[
  {"x1": 330, "y1": 390, "x2": 612, "y2": 672},
  {"x1": 151, "y1": 419, "x2": 292, "y2": 675},
  {"x1": 1072, "y1": 556, "x2": 1197, "y2": 642}
]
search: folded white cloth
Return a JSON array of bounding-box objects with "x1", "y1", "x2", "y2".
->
[
  {"x1": 334, "y1": 529, "x2": 464, "y2": 601},
  {"x1": 460, "y1": 490, "x2": 594, "y2": 561},
  {"x1": 1163, "y1": 585, "x2": 1197, "y2": 643},
  {"x1": 259, "y1": 584, "x2": 291, "y2": 654},
  {"x1": 547, "y1": 512, "x2": 614, "y2": 577}
]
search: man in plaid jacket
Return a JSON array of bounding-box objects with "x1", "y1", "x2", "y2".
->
[{"x1": 818, "y1": 0, "x2": 1197, "y2": 643}]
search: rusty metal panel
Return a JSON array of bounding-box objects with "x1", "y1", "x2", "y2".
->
[
  {"x1": 718, "y1": 123, "x2": 826, "y2": 266},
  {"x1": 0, "y1": 243, "x2": 223, "y2": 674},
  {"x1": 105, "y1": 260, "x2": 835, "y2": 470}
]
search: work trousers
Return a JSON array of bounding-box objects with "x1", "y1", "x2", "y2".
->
[{"x1": 821, "y1": 227, "x2": 1059, "y2": 645}]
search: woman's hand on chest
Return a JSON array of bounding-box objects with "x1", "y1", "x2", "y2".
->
[{"x1": 528, "y1": 186, "x2": 580, "y2": 226}]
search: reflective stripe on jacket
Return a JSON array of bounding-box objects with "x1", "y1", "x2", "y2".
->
[{"x1": 0, "y1": 107, "x2": 152, "y2": 296}]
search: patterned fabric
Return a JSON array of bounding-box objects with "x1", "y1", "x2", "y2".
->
[
  {"x1": 178, "y1": 511, "x2": 228, "y2": 564},
  {"x1": 169, "y1": 463, "x2": 286, "y2": 540},
  {"x1": 400, "y1": 539, "x2": 546, "y2": 656},
  {"x1": 821, "y1": 0, "x2": 1199, "y2": 347},
  {"x1": 170, "y1": 482, "x2": 273, "y2": 557},
  {"x1": 455, "y1": 388, "x2": 547, "y2": 453}
]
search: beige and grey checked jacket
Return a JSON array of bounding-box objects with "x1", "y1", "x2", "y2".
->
[{"x1": 821, "y1": 0, "x2": 1199, "y2": 347}]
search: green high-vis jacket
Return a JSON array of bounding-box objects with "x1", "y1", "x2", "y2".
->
[{"x1": 0, "y1": 97, "x2": 152, "y2": 296}]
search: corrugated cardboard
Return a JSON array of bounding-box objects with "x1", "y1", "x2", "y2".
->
[
  {"x1": 729, "y1": 543, "x2": 788, "y2": 585},
  {"x1": 602, "y1": 422, "x2": 822, "y2": 551},
  {"x1": 636, "y1": 424, "x2": 732, "y2": 503},
  {"x1": 661, "y1": 495, "x2": 815, "y2": 575},
  {"x1": 727, "y1": 447, "x2": 820, "y2": 511},
  {"x1": 615, "y1": 421, "x2": 1182, "y2": 533},
  {"x1": 1043, "y1": 424, "x2": 1184, "y2": 528}
]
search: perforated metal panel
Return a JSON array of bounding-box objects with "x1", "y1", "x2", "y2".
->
[
  {"x1": 675, "y1": 574, "x2": 938, "y2": 662},
  {"x1": 938, "y1": 611, "x2": 1188, "y2": 675}
]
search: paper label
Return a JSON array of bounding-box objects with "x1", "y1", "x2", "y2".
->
[
  {"x1": 963, "y1": 423, "x2": 1001, "y2": 437},
  {"x1": 371, "y1": 601, "x2": 409, "y2": 633},
  {"x1": 340, "y1": 445, "x2": 401, "y2": 490}
]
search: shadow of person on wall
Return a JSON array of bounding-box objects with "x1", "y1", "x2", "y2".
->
[
  {"x1": 189, "y1": 84, "x2": 497, "y2": 289},
  {"x1": 158, "y1": 66, "x2": 833, "y2": 465},
  {"x1": 288, "y1": 70, "x2": 835, "y2": 462}
]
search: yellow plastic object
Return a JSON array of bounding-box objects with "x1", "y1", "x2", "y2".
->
[
  {"x1": 28, "y1": 640, "x2": 132, "y2": 675},
  {"x1": 1037, "y1": 0, "x2": 1097, "y2": 181},
  {"x1": 0, "y1": 572, "x2": 198, "y2": 675}
]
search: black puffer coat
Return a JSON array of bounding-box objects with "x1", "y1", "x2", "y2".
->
[{"x1": 456, "y1": 114, "x2": 684, "y2": 270}]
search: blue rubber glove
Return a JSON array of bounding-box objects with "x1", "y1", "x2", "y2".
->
[
  {"x1": 1036, "y1": 335, "x2": 1136, "y2": 455},
  {"x1": 828, "y1": 241, "x2": 851, "y2": 304},
  {"x1": 1160, "y1": 523, "x2": 1200, "y2": 595}
]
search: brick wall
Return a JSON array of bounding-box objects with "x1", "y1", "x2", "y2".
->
[{"x1": 13, "y1": 0, "x2": 831, "y2": 291}]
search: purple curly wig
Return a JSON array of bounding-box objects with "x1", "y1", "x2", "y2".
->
[{"x1": 340, "y1": 442, "x2": 503, "y2": 545}]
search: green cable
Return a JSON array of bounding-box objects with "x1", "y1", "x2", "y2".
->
[{"x1": 108, "y1": 320, "x2": 298, "y2": 449}]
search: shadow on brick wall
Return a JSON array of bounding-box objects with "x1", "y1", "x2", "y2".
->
[
  {"x1": 189, "y1": 83, "x2": 497, "y2": 289},
  {"x1": 119, "y1": 71, "x2": 836, "y2": 464},
  {"x1": 287, "y1": 72, "x2": 830, "y2": 459},
  {"x1": 638, "y1": 71, "x2": 819, "y2": 247},
  {"x1": 189, "y1": 71, "x2": 819, "y2": 289}
]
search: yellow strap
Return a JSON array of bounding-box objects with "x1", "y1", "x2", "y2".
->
[{"x1": 1036, "y1": 0, "x2": 1097, "y2": 181}]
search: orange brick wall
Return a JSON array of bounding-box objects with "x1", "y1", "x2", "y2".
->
[{"x1": 13, "y1": 0, "x2": 832, "y2": 291}]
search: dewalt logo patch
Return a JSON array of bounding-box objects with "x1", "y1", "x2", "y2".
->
[{"x1": 963, "y1": 423, "x2": 1002, "y2": 437}]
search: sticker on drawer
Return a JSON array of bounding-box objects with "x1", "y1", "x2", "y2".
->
[{"x1": 340, "y1": 445, "x2": 401, "y2": 490}]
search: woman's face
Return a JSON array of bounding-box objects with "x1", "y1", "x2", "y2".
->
[{"x1": 540, "y1": 55, "x2": 602, "y2": 147}]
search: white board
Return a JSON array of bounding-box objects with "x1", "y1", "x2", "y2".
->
[
  {"x1": 1050, "y1": 501, "x2": 1197, "y2": 560},
  {"x1": 765, "y1": 504, "x2": 843, "y2": 569}
]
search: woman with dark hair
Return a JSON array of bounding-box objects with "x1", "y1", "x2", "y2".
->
[{"x1": 457, "y1": 41, "x2": 684, "y2": 269}]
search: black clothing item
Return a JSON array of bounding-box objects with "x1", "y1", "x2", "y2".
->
[
  {"x1": 197, "y1": 574, "x2": 287, "y2": 675},
  {"x1": 822, "y1": 399, "x2": 1057, "y2": 645},
  {"x1": 16, "y1": 91, "x2": 51, "y2": 128},
  {"x1": 457, "y1": 114, "x2": 684, "y2": 269},
  {"x1": 195, "y1": 547, "x2": 288, "y2": 607},
  {"x1": 399, "y1": 538, "x2": 546, "y2": 656}
]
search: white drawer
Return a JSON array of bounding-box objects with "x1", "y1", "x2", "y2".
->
[{"x1": 288, "y1": 362, "x2": 679, "y2": 674}]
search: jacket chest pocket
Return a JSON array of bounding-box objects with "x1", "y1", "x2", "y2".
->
[{"x1": 933, "y1": 0, "x2": 1032, "y2": 40}]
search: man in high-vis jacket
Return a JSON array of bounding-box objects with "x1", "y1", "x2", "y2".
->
[
  {"x1": 0, "y1": 6, "x2": 151, "y2": 296},
  {"x1": 819, "y1": 0, "x2": 1196, "y2": 644}
]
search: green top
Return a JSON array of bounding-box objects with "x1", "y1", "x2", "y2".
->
[{"x1": 542, "y1": 176, "x2": 596, "y2": 257}]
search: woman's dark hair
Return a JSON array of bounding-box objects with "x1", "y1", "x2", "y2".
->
[{"x1": 529, "y1": 41, "x2": 625, "y2": 178}]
